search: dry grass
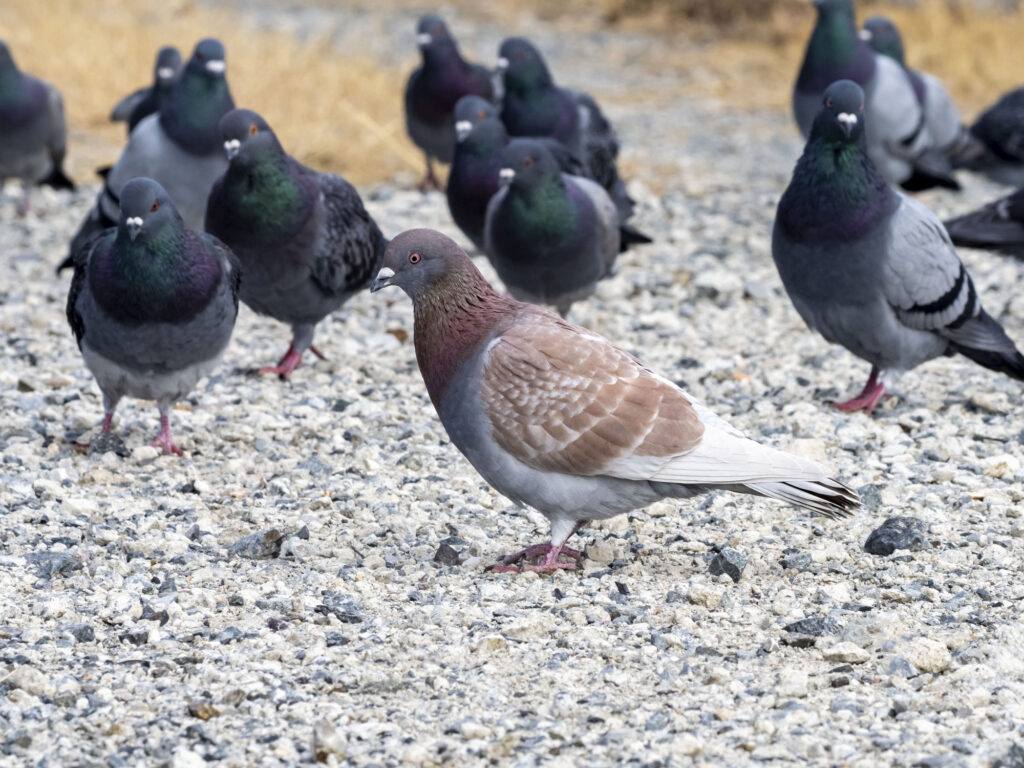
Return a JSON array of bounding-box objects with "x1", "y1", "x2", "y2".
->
[{"x1": 0, "y1": 0, "x2": 418, "y2": 185}]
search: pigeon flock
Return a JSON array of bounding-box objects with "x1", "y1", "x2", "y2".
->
[{"x1": 2, "y1": 1, "x2": 1024, "y2": 575}]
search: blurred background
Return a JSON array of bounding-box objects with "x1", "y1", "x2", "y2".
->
[{"x1": 4, "y1": 0, "x2": 1023, "y2": 186}]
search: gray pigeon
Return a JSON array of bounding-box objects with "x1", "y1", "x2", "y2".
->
[
  {"x1": 370, "y1": 229, "x2": 858, "y2": 573},
  {"x1": 0, "y1": 39, "x2": 74, "y2": 213},
  {"x1": 67, "y1": 178, "x2": 239, "y2": 455},
  {"x1": 483, "y1": 138, "x2": 620, "y2": 316},
  {"x1": 953, "y1": 87, "x2": 1024, "y2": 187},
  {"x1": 404, "y1": 14, "x2": 497, "y2": 191},
  {"x1": 110, "y1": 46, "x2": 182, "y2": 135},
  {"x1": 205, "y1": 109, "x2": 387, "y2": 379},
  {"x1": 793, "y1": 0, "x2": 958, "y2": 191},
  {"x1": 944, "y1": 187, "x2": 1024, "y2": 257},
  {"x1": 860, "y1": 16, "x2": 970, "y2": 163},
  {"x1": 773, "y1": 80, "x2": 1024, "y2": 415},
  {"x1": 61, "y1": 38, "x2": 234, "y2": 273}
]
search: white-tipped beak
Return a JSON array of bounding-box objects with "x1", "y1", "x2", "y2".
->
[
  {"x1": 370, "y1": 266, "x2": 396, "y2": 293},
  {"x1": 837, "y1": 112, "x2": 858, "y2": 137},
  {"x1": 858, "y1": 29, "x2": 872, "y2": 41},
  {"x1": 455, "y1": 120, "x2": 473, "y2": 142},
  {"x1": 157, "y1": 67, "x2": 176, "y2": 80},
  {"x1": 416, "y1": 33, "x2": 432, "y2": 47},
  {"x1": 495, "y1": 57, "x2": 509, "y2": 72},
  {"x1": 126, "y1": 216, "x2": 144, "y2": 241},
  {"x1": 205, "y1": 59, "x2": 226, "y2": 74},
  {"x1": 224, "y1": 138, "x2": 241, "y2": 160},
  {"x1": 499, "y1": 167, "x2": 514, "y2": 185}
]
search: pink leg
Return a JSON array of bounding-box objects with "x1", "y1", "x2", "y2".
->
[
  {"x1": 101, "y1": 412, "x2": 114, "y2": 433},
  {"x1": 259, "y1": 343, "x2": 304, "y2": 380},
  {"x1": 150, "y1": 413, "x2": 183, "y2": 456},
  {"x1": 491, "y1": 523, "x2": 585, "y2": 574},
  {"x1": 418, "y1": 157, "x2": 441, "y2": 192},
  {"x1": 16, "y1": 192, "x2": 30, "y2": 217},
  {"x1": 833, "y1": 367, "x2": 886, "y2": 415},
  {"x1": 309, "y1": 345, "x2": 327, "y2": 361}
]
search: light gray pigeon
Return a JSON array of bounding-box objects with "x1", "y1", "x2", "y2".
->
[
  {"x1": 483, "y1": 138, "x2": 620, "y2": 316},
  {"x1": 67, "y1": 178, "x2": 239, "y2": 455},
  {"x1": 61, "y1": 38, "x2": 234, "y2": 273},
  {"x1": 370, "y1": 229, "x2": 858, "y2": 573},
  {"x1": 793, "y1": 0, "x2": 958, "y2": 191},
  {"x1": 773, "y1": 80, "x2": 1024, "y2": 415},
  {"x1": 110, "y1": 46, "x2": 182, "y2": 135},
  {"x1": 205, "y1": 109, "x2": 387, "y2": 379},
  {"x1": 953, "y1": 87, "x2": 1024, "y2": 187},
  {"x1": 0, "y1": 39, "x2": 74, "y2": 213}
]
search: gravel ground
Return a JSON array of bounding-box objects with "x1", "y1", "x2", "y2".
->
[{"x1": 3, "y1": 5, "x2": 1024, "y2": 767}]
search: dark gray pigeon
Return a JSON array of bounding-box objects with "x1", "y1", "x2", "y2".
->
[
  {"x1": 205, "y1": 109, "x2": 387, "y2": 379},
  {"x1": 0, "y1": 39, "x2": 74, "y2": 213},
  {"x1": 793, "y1": 0, "x2": 958, "y2": 191},
  {"x1": 483, "y1": 138, "x2": 620, "y2": 316},
  {"x1": 944, "y1": 188, "x2": 1024, "y2": 257},
  {"x1": 67, "y1": 178, "x2": 239, "y2": 456},
  {"x1": 953, "y1": 87, "x2": 1024, "y2": 187},
  {"x1": 773, "y1": 80, "x2": 1024, "y2": 415},
  {"x1": 369, "y1": 229, "x2": 857, "y2": 573},
  {"x1": 61, "y1": 38, "x2": 234, "y2": 273},
  {"x1": 110, "y1": 46, "x2": 182, "y2": 135},
  {"x1": 404, "y1": 14, "x2": 497, "y2": 191},
  {"x1": 497, "y1": 37, "x2": 641, "y2": 224},
  {"x1": 860, "y1": 16, "x2": 969, "y2": 163}
]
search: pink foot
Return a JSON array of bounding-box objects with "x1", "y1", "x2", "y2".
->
[
  {"x1": 259, "y1": 344, "x2": 304, "y2": 380},
  {"x1": 151, "y1": 414, "x2": 184, "y2": 456},
  {"x1": 491, "y1": 541, "x2": 583, "y2": 574},
  {"x1": 16, "y1": 194, "x2": 30, "y2": 217},
  {"x1": 418, "y1": 159, "x2": 441, "y2": 192},
  {"x1": 832, "y1": 367, "x2": 886, "y2": 415},
  {"x1": 309, "y1": 345, "x2": 327, "y2": 361}
]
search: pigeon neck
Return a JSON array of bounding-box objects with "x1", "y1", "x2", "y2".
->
[
  {"x1": 798, "y1": 10, "x2": 876, "y2": 91},
  {"x1": 500, "y1": 174, "x2": 576, "y2": 241},
  {"x1": 778, "y1": 136, "x2": 898, "y2": 242},
  {"x1": 413, "y1": 267, "x2": 512, "y2": 408},
  {"x1": 160, "y1": 71, "x2": 234, "y2": 155},
  {"x1": 219, "y1": 152, "x2": 315, "y2": 244},
  {"x1": 463, "y1": 120, "x2": 508, "y2": 157},
  {"x1": 422, "y1": 41, "x2": 466, "y2": 73}
]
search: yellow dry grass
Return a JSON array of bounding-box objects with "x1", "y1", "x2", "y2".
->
[{"x1": 0, "y1": 0, "x2": 418, "y2": 185}]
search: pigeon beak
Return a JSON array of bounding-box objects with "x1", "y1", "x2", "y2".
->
[
  {"x1": 126, "y1": 216, "x2": 143, "y2": 242},
  {"x1": 499, "y1": 167, "x2": 515, "y2": 186},
  {"x1": 455, "y1": 120, "x2": 473, "y2": 142},
  {"x1": 837, "y1": 112, "x2": 858, "y2": 138},
  {"x1": 495, "y1": 57, "x2": 509, "y2": 73},
  {"x1": 416, "y1": 33, "x2": 432, "y2": 48},
  {"x1": 205, "y1": 59, "x2": 226, "y2": 75},
  {"x1": 224, "y1": 139, "x2": 241, "y2": 161},
  {"x1": 370, "y1": 266, "x2": 396, "y2": 293},
  {"x1": 157, "y1": 67, "x2": 176, "y2": 80},
  {"x1": 858, "y1": 29, "x2": 872, "y2": 41}
]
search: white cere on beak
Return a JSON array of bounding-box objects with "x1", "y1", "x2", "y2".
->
[
  {"x1": 126, "y1": 216, "x2": 144, "y2": 227},
  {"x1": 499, "y1": 168, "x2": 515, "y2": 185},
  {"x1": 205, "y1": 60, "x2": 226, "y2": 74},
  {"x1": 416, "y1": 33, "x2": 432, "y2": 46},
  {"x1": 837, "y1": 112, "x2": 858, "y2": 127},
  {"x1": 858, "y1": 29, "x2": 872, "y2": 41},
  {"x1": 377, "y1": 267, "x2": 395, "y2": 280},
  {"x1": 495, "y1": 57, "x2": 509, "y2": 72},
  {"x1": 157, "y1": 67, "x2": 175, "y2": 79},
  {"x1": 224, "y1": 138, "x2": 241, "y2": 159},
  {"x1": 455, "y1": 120, "x2": 473, "y2": 141}
]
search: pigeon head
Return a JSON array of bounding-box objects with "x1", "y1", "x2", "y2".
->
[
  {"x1": 812, "y1": 0, "x2": 855, "y2": 19},
  {"x1": 498, "y1": 139, "x2": 561, "y2": 191},
  {"x1": 860, "y1": 16, "x2": 906, "y2": 65},
  {"x1": 415, "y1": 14, "x2": 454, "y2": 54},
  {"x1": 188, "y1": 38, "x2": 227, "y2": 79},
  {"x1": 454, "y1": 95, "x2": 500, "y2": 142},
  {"x1": 219, "y1": 108, "x2": 278, "y2": 163},
  {"x1": 498, "y1": 38, "x2": 553, "y2": 94},
  {"x1": 371, "y1": 228, "x2": 477, "y2": 301},
  {"x1": 117, "y1": 178, "x2": 181, "y2": 244},
  {"x1": 155, "y1": 46, "x2": 183, "y2": 84},
  {"x1": 0, "y1": 40, "x2": 18, "y2": 79},
  {"x1": 811, "y1": 80, "x2": 866, "y2": 143}
]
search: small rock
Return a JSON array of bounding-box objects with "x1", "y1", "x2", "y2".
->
[
  {"x1": 864, "y1": 517, "x2": 927, "y2": 556},
  {"x1": 26, "y1": 550, "x2": 83, "y2": 580},
  {"x1": 229, "y1": 528, "x2": 288, "y2": 559},
  {"x1": 779, "y1": 552, "x2": 813, "y2": 571},
  {"x1": 784, "y1": 615, "x2": 839, "y2": 637},
  {"x1": 886, "y1": 656, "x2": 919, "y2": 678},
  {"x1": 708, "y1": 548, "x2": 747, "y2": 582},
  {"x1": 687, "y1": 585, "x2": 722, "y2": 609},
  {"x1": 901, "y1": 637, "x2": 951, "y2": 673},
  {"x1": 822, "y1": 642, "x2": 870, "y2": 664},
  {"x1": 187, "y1": 701, "x2": 219, "y2": 720},
  {"x1": 993, "y1": 743, "x2": 1024, "y2": 768},
  {"x1": 433, "y1": 542, "x2": 462, "y2": 567},
  {"x1": 59, "y1": 623, "x2": 94, "y2": 643},
  {"x1": 171, "y1": 748, "x2": 206, "y2": 768},
  {"x1": 6, "y1": 665, "x2": 55, "y2": 698},
  {"x1": 89, "y1": 431, "x2": 128, "y2": 456},
  {"x1": 325, "y1": 632, "x2": 349, "y2": 647},
  {"x1": 313, "y1": 718, "x2": 346, "y2": 762},
  {"x1": 121, "y1": 626, "x2": 149, "y2": 646},
  {"x1": 314, "y1": 592, "x2": 365, "y2": 624},
  {"x1": 776, "y1": 669, "x2": 808, "y2": 698}
]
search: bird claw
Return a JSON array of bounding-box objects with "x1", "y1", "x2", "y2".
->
[
  {"x1": 832, "y1": 383, "x2": 886, "y2": 414},
  {"x1": 258, "y1": 346, "x2": 304, "y2": 380},
  {"x1": 150, "y1": 435, "x2": 184, "y2": 457},
  {"x1": 491, "y1": 541, "x2": 583, "y2": 573}
]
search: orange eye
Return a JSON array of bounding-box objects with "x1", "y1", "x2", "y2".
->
[
  {"x1": 478, "y1": 110, "x2": 487, "y2": 119},
  {"x1": 151, "y1": 201, "x2": 159, "y2": 212},
  {"x1": 409, "y1": 252, "x2": 422, "y2": 264},
  {"x1": 249, "y1": 124, "x2": 258, "y2": 135},
  {"x1": 523, "y1": 156, "x2": 533, "y2": 167},
  {"x1": 826, "y1": 98, "x2": 833, "y2": 108}
]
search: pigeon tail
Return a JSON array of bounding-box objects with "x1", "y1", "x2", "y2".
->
[
  {"x1": 744, "y1": 478, "x2": 860, "y2": 521},
  {"x1": 619, "y1": 223, "x2": 653, "y2": 252},
  {"x1": 40, "y1": 165, "x2": 75, "y2": 191},
  {"x1": 901, "y1": 149, "x2": 960, "y2": 192},
  {"x1": 949, "y1": 309, "x2": 1024, "y2": 381}
]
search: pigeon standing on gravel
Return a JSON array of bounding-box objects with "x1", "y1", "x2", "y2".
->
[
  {"x1": 370, "y1": 229, "x2": 859, "y2": 573},
  {"x1": 773, "y1": 81, "x2": 1024, "y2": 414},
  {"x1": 952, "y1": 87, "x2": 1024, "y2": 187},
  {"x1": 793, "y1": 0, "x2": 958, "y2": 191},
  {"x1": 67, "y1": 178, "x2": 239, "y2": 456},
  {"x1": 404, "y1": 14, "x2": 497, "y2": 191},
  {"x1": 109, "y1": 46, "x2": 182, "y2": 135},
  {"x1": 61, "y1": 38, "x2": 234, "y2": 273},
  {"x1": 944, "y1": 188, "x2": 1024, "y2": 257},
  {"x1": 205, "y1": 109, "x2": 387, "y2": 379},
  {"x1": 859, "y1": 16, "x2": 969, "y2": 162},
  {"x1": 497, "y1": 36, "x2": 643, "y2": 230},
  {"x1": 483, "y1": 138, "x2": 621, "y2": 316},
  {"x1": 0, "y1": 39, "x2": 74, "y2": 213}
]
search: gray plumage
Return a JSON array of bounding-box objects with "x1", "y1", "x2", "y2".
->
[
  {"x1": 953, "y1": 87, "x2": 1024, "y2": 187},
  {"x1": 0, "y1": 39, "x2": 73, "y2": 192},
  {"x1": 204, "y1": 109, "x2": 387, "y2": 378},
  {"x1": 67, "y1": 178, "x2": 239, "y2": 455},
  {"x1": 110, "y1": 46, "x2": 182, "y2": 134}
]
